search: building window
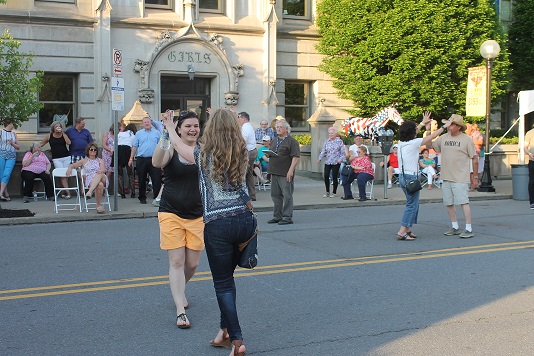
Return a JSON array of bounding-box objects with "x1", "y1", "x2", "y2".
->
[
  {"x1": 199, "y1": 0, "x2": 222, "y2": 13},
  {"x1": 285, "y1": 82, "x2": 310, "y2": 129},
  {"x1": 38, "y1": 74, "x2": 76, "y2": 131},
  {"x1": 145, "y1": 0, "x2": 171, "y2": 9},
  {"x1": 283, "y1": 0, "x2": 306, "y2": 17},
  {"x1": 35, "y1": 0, "x2": 76, "y2": 3}
]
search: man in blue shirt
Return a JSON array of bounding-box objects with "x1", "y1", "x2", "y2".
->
[
  {"x1": 255, "y1": 119, "x2": 274, "y2": 143},
  {"x1": 65, "y1": 117, "x2": 94, "y2": 162},
  {"x1": 128, "y1": 116, "x2": 162, "y2": 204}
]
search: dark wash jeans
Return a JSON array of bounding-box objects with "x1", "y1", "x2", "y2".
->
[{"x1": 204, "y1": 210, "x2": 256, "y2": 341}]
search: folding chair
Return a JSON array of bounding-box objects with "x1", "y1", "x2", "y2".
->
[
  {"x1": 80, "y1": 168, "x2": 111, "y2": 212},
  {"x1": 256, "y1": 164, "x2": 271, "y2": 191},
  {"x1": 420, "y1": 155, "x2": 441, "y2": 189},
  {"x1": 52, "y1": 168, "x2": 82, "y2": 213},
  {"x1": 21, "y1": 177, "x2": 47, "y2": 200}
]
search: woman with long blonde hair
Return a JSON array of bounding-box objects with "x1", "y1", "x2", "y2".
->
[{"x1": 164, "y1": 108, "x2": 252, "y2": 356}]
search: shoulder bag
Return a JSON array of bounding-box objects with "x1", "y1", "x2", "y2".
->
[
  {"x1": 237, "y1": 190, "x2": 259, "y2": 269},
  {"x1": 399, "y1": 143, "x2": 422, "y2": 195}
]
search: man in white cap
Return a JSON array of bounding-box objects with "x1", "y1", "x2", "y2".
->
[{"x1": 430, "y1": 114, "x2": 477, "y2": 238}]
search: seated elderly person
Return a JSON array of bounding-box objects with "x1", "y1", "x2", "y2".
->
[
  {"x1": 341, "y1": 145, "x2": 374, "y2": 201},
  {"x1": 253, "y1": 135, "x2": 271, "y2": 184},
  {"x1": 21, "y1": 142, "x2": 54, "y2": 202}
]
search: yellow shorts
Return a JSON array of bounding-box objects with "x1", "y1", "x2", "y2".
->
[{"x1": 158, "y1": 212, "x2": 205, "y2": 251}]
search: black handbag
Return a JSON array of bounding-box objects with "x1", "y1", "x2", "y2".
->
[
  {"x1": 237, "y1": 191, "x2": 259, "y2": 269},
  {"x1": 399, "y1": 144, "x2": 422, "y2": 195},
  {"x1": 340, "y1": 165, "x2": 353, "y2": 176}
]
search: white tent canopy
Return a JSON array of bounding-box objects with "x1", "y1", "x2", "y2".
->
[{"x1": 518, "y1": 90, "x2": 534, "y2": 164}]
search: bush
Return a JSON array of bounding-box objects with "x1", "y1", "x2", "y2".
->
[{"x1": 293, "y1": 134, "x2": 312, "y2": 145}]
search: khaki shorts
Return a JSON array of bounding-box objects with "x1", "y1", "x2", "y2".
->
[
  {"x1": 442, "y1": 181, "x2": 469, "y2": 206},
  {"x1": 158, "y1": 212, "x2": 205, "y2": 251}
]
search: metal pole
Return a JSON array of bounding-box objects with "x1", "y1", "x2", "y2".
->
[
  {"x1": 113, "y1": 111, "x2": 119, "y2": 210},
  {"x1": 383, "y1": 155, "x2": 388, "y2": 199},
  {"x1": 478, "y1": 58, "x2": 495, "y2": 192}
]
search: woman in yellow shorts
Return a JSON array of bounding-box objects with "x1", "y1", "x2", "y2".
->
[{"x1": 153, "y1": 111, "x2": 203, "y2": 329}]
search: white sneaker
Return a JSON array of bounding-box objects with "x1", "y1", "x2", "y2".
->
[
  {"x1": 329, "y1": 193, "x2": 336, "y2": 198},
  {"x1": 323, "y1": 193, "x2": 330, "y2": 198},
  {"x1": 387, "y1": 183, "x2": 392, "y2": 189}
]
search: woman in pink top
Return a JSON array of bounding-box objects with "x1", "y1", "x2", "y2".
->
[
  {"x1": 21, "y1": 142, "x2": 54, "y2": 202},
  {"x1": 341, "y1": 145, "x2": 374, "y2": 201}
]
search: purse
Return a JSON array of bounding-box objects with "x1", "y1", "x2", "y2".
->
[
  {"x1": 237, "y1": 190, "x2": 259, "y2": 269},
  {"x1": 340, "y1": 165, "x2": 353, "y2": 177},
  {"x1": 399, "y1": 144, "x2": 422, "y2": 195}
]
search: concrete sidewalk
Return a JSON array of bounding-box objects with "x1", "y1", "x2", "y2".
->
[{"x1": 0, "y1": 172, "x2": 515, "y2": 225}]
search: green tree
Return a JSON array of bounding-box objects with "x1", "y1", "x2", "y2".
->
[
  {"x1": 316, "y1": 0, "x2": 510, "y2": 121},
  {"x1": 0, "y1": 29, "x2": 43, "y2": 128},
  {"x1": 508, "y1": 0, "x2": 534, "y2": 91}
]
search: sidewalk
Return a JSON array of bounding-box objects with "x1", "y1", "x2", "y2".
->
[{"x1": 0, "y1": 172, "x2": 514, "y2": 225}]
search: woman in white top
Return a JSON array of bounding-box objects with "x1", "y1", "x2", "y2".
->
[
  {"x1": 396, "y1": 112, "x2": 451, "y2": 240},
  {"x1": 117, "y1": 122, "x2": 137, "y2": 198}
]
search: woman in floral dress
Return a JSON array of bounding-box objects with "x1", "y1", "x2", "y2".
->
[{"x1": 66, "y1": 142, "x2": 108, "y2": 213}]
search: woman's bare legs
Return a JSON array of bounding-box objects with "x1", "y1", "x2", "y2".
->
[
  {"x1": 169, "y1": 248, "x2": 201, "y2": 326},
  {"x1": 87, "y1": 173, "x2": 106, "y2": 197}
]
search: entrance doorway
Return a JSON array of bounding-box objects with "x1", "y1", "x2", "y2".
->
[{"x1": 160, "y1": 76, "x2": 211, "y2": 128}]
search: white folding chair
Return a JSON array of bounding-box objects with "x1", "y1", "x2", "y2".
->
[
  {"x1": 21, "y1": 177, "x2": 47, "y2": 200},
  {"x1": 366, "y1": 162, "x2": 375, "y2": 200},
  {"x1": 256, "y1": 164, "x2": 271, "y2": 191},
  {"x1": 80, "y1": 168, "x2": 111, "y2": 212},
  {"x1": 52, "y1": 168, "x2": 82, "y2": 213}
]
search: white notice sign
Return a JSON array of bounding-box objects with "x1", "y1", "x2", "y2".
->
[{"x1": 111, "y1": 77, "x2": 124, "y2": 111}]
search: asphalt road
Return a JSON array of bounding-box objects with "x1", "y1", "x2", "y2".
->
[{"x1": 1, "y1": 200, "x2": 533, "y2": 355}]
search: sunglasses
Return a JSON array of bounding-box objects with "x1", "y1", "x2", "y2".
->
[{"x1": 88, "y1": 148, "x2": 97, "y2": 152}]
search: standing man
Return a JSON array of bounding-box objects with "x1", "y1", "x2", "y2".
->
[
  {"x1": 66, "y1": 117, "x2": 93, "y2": 163},
  {"x1": 524, "y1": 124, "x2": 534, "y2": 210},
  {"x1": 430, "y1": 114, "x2": 478, "y2": 238},
  {"x1": 267, "y1": 118, "x2": 300, "y2": 225},
  {"x1": 128, "y1": 116, "x2": 162, "y2": 204},
  {"x1": 255, "y1": 119, "x2": 275, "y2": 143},
  {"x1": 238, "y1": 112, "x2": 258, "y2": 201}
]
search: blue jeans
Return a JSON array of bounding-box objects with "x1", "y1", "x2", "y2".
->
[
  {"x1": 203, "y1": 211, "x2": 256, "y2": 341},
  {"x1": 342, "y1": 171, "x2": 373, "y2": 199},
  {"x1": 399, "y1": 174, "x2": 420, "y2": 227}
]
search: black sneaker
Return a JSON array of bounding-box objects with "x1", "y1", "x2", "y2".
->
[
  {"x1": 139, "y1": 198, "x2": 147, "y2": 204},
  {"x1": 340, "y1": 196, "x2": 354, "y2": 200},
  {"x1": 530, "y1": 203, "x2": 534, "y2": 210},
  {"x1": 358, "y1": 197, "x2": 368, "y2": 202},
  {"x1": 278, "y1": 219, "x2": 293, "y2": 225},
  {"x1": 267, "y1": 219, "x2": 280, "y2": 224}
]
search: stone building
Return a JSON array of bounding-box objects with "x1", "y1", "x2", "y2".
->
[{"x1": 0, "y1": 0, "x2": 349, "y2": 149}]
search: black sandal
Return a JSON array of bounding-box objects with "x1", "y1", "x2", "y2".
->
[
  {"x1": 176, "y1": 313, "x2": 190, "y2": 329},
  {"x1": 397, "y1": 233, "x2": 415, "y2": 241},
  {"x1": 406, "y1": 231, "x2": 417, "y2": 238}
]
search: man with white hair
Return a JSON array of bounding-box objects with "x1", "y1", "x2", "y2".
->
[
  {"x1": 255, "y1": 119, "x2": 274, "y2": 143},
  {"x1": 267, "y1": 118, "x2": 300, "y2": 225}
]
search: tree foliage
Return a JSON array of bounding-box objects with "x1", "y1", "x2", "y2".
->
[
  {"x1": 316, "y1": 0, "x2": 510, "y2": 122},
  {"x1": 0, "y1": 29, "x2": 43, "y2": 128},
  {"x1": 508, "y1": 0, "x2": 534, "y2": 91}
]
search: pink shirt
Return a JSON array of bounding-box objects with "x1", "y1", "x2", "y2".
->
[
  {"x1": 21, "y1": 151, "x2": 50, "y2": 174},
  {"x1": 350, "y1": 155, "x2": 374, "y2": 177}
]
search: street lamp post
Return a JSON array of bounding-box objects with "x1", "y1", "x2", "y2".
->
[{"x1": 478, "y1": 40, "x2": 500, "y2": 193}]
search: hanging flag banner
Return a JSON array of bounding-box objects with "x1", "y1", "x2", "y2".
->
[{"x1": 466, "y1": 66, "x2": 486, "y2": 117}]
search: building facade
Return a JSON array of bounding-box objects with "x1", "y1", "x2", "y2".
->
[{"x1": 0, "y1": 0, "x2": 351, "y2": 149}]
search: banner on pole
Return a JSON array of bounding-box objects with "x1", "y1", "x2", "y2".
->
[{"x1": 466, "y1": 66, "x2": 486, "y2": 117}]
